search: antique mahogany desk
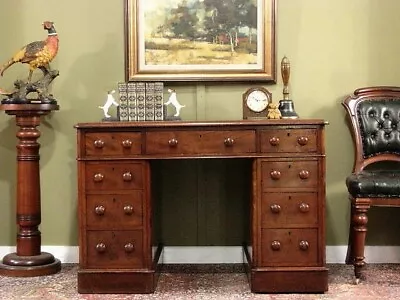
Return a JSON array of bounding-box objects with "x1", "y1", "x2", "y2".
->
[{"x1": 75, "y1": 120, "x2": 328, "y2": 293}]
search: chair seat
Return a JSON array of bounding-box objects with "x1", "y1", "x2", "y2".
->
[{"x1": 346, "y1": 170, "x2": 400, "y2": 198}]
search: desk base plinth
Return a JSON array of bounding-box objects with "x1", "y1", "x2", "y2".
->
[
  {"x1": 250, "y1": 267, "x2": 329, "y2": 293},
  {"x1": 78, "y1": 269, "x2": 158, "y2": 294}
]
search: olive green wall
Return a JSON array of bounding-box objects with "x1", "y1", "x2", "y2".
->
[{"x1": 1, "y1": 0, "x2": 400, "y2": 247}]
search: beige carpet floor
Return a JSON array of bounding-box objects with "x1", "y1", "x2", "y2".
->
[{"x1": 1, "y1": 264, "x2": 400, "y2": 299}]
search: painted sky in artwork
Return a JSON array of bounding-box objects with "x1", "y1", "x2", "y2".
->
[{"x1": 142, "y1": 0, "x2": 202, "y2": 12}]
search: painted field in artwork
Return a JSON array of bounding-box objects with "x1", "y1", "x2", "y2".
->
[{"x1": 143, "y1": 0, "x2": 260, "y2": 66}]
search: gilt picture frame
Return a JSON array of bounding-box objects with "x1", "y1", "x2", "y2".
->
[{"x1": 125, "y1": 0, "x2": 276, "y2": 82}]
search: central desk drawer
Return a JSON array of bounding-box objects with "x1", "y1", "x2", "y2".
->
[{"x1": 145, "y1": 130, "x2": 256, "y2": 155}]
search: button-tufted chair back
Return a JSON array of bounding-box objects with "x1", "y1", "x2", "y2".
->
[
  {"x1": 343, "y1": 87, "x2": 400, "y2": 172},
  {"x1": 357, "y1": 99, "x2": 400, "y2": 158},
  {"x1": 342, "y1": 86, "x2": 400, "y2": 283}
]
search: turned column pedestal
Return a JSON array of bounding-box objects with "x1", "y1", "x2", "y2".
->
[{"x1": 0, "y1": 103, "x2": 61, "y2": 277}]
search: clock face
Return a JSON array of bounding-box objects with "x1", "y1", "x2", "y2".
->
[
  {"x1": 246, "y1": 90, "x2": 269, "y2": 112},
  {"x1": 242, "y1": 87, "x2": 272, "y2": 119}
]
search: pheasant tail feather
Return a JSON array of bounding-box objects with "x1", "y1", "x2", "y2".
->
[{"x1": 0, "y1": 59, "x2": 16, "y2": 76}]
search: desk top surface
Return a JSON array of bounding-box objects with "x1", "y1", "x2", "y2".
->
[{"x1": 75, "y1": 119, "x2": 327, "y2": 129}]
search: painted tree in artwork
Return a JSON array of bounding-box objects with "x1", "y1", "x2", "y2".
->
[
  {"x1": 157, "y1": 0, "x2": 257, "y2": 49},
  {"x1": 167, "y1": 0, "x2": 199, "y2": 39},
  {"x1": 145, "y1": 0, "x2": 261, "y2": 65},
  {"x1": 202, "y1": 0, "x2": 257, "y2": 52}
]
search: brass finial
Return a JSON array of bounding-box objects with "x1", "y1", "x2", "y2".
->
[
  {"x1": 281, "y1": 56, "x2": 290, "y2": 101},
  {"x1": 278, "y1": 56, "x2": 298, "y2": 119}
]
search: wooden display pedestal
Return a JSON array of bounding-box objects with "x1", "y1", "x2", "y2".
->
[{"x1": 0, "y1": 103, "x2": 61, "y2": 277}]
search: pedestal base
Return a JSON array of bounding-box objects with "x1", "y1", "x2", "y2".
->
[{"x1": 0, "y1": 252, "x2": 61, "y2": 277}]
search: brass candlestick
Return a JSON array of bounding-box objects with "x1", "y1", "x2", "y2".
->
[{"x1": 278, "y1": 56, "x2": 299, "y2": 119}]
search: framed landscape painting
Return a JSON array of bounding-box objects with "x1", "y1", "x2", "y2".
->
[{"x1": 125, "y1": 0, "x2": 276, "y2": 82}]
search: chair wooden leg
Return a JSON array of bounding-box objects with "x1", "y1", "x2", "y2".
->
[
  {"x1": 345, "y1": 203, "x2": 355, "y2": 265},
  {"x1": 351, "y1": 198, "x2": 371, "y2": 281}
]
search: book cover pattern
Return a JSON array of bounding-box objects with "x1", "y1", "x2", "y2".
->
[
  {"x1": 136, "y1": 82, "x2": 146, "y2": 121},
  {"x1": 127, "y1": 82, "x2": 137, "y2": 121},
  {"x1": 145, "y1": 82, "x2": 155, "y2": 121},
  {"x1": 117, "y1": 82, "x2": 129, "y2": 121},
  {"x1": 154, "y1": 82, "x2": 164, "y2": 121}
]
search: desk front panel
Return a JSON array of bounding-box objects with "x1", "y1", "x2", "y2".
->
[
  {"x1": 261, "y1": 192, "x2": 318, "y2": 228},
  {"x1": 75, "y1": 120, "x2": 327, "y2": 294},
  {"x1": 145, "y1": 130, "x2": 256, "y2": 155},
  {"x1": 86, "y1": 192, "x2": 144, "y2": 230},
  {"x1": 84, "y1": 132, "x2": 142, "y2": 157},
  {"x1": 261, "y1": 160, "x2": 319, "y2": 189},
  {"x1": 260, "y1": 228, "x2": 319, "y2": 267},
  {"x1": 86, "y1": 230, "x2": 144, "y2": 268},
  {"x1": 85, "y1": 162, "x2": 145, "y2": 191},
  {"x1": 260, "y1": 129, "x2": 318, "y2": 153}
]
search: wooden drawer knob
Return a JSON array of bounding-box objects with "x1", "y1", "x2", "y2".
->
[
  {"x1": 124, "y1": 243, "x2": 135, "y2": 253},
  {"x1": 168, "y1": 138, "x2": 178, "y2": 147},
  {"x1": 297, "y1": 136, "x2": 309, "y2": 146},
  {"x1": 121, "y1": 139, "x2": 133, "y2": 148},
  {"x1": 122, "y1": 172, "x2": 132, "y2": 181},
  {"x1": 270, "y1": 170, "x2": 281, "y2": 180},
  {"x1": 269, "y1": 137, "x2": 280, "y2": 146},
  {"x1": 299, "y1": 240, "x2": 309, "y2": 251},
  {"x1": 224, "y1": 137, "x2": 235, "y2": 147},
  {"x1": 299, "y1": 203, "x2": 310, "y2": 213},
  {"x1": 270, "y1": 204, "x2": 281, "y2": 214},
  {"x1": 95, "y1": 205, "x2": 106, "y2": 215},
  {"x1": 93, "y1": 173, "x2": 104, "y2": 182},
  {"x1": 271, "y1": 240, "x2": 281, "y2": 251},
  {"x1": 123, "y1": 205, "x2": 134, "y2": 215},
  {"x1": 299, "y1": 170, "x2": 310, "y2": 179},
  {"x1": 96, "y1": 243, "x2": 106, "y2": 253},
  {"x1": 94, "y1": 139, "x2": 105, "y2": 148}
]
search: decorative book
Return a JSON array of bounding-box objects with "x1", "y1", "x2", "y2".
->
[
  {"x1": 117, "y1": 82, "x2": 129, "y2": 121},
  {"x1": 127, "y1": 82, "x2": 137, "y2": 121},
  {"x1": 145, "y1": 82, "x2": 155, "y2": 121},
  {"x1": 136, "y1": 82, "x2": 146, "y2": 121},
  {"x1": 154, "y1": 82, "x2": 164, "y2": 121}
]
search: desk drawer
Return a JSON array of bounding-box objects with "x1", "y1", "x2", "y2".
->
[
  {"x1": 260, "y1": 129, "x2": 318, "y2": 153},
  {"x1": 86, "y1": 230, "x2": 144, "y2": 268},
  {"x1": 261, "y1": 228, "x2": 318, "y2": 267},
  {"x1": 86, "y1": 193, "x2": 143, "y2": 229},
  {"x1": 84, "y1": 132, "x2": 142, "y2": 157},
  {"x1": 85, "y1": 162, "x2": 144, "y2": 191},
  {"x1": 261, "y1": 160, "x2": 318, "y2": 189},
  {"x1": 261, "y1": 193, "x2": 318, "y2": 228},
  {"x1": 146, "y1": 130, "x2": 256, "y2": 155}
]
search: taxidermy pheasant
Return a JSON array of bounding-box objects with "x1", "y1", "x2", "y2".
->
[{"x1": 0, "y1": 21, "x2": 59, "y2": 83}]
